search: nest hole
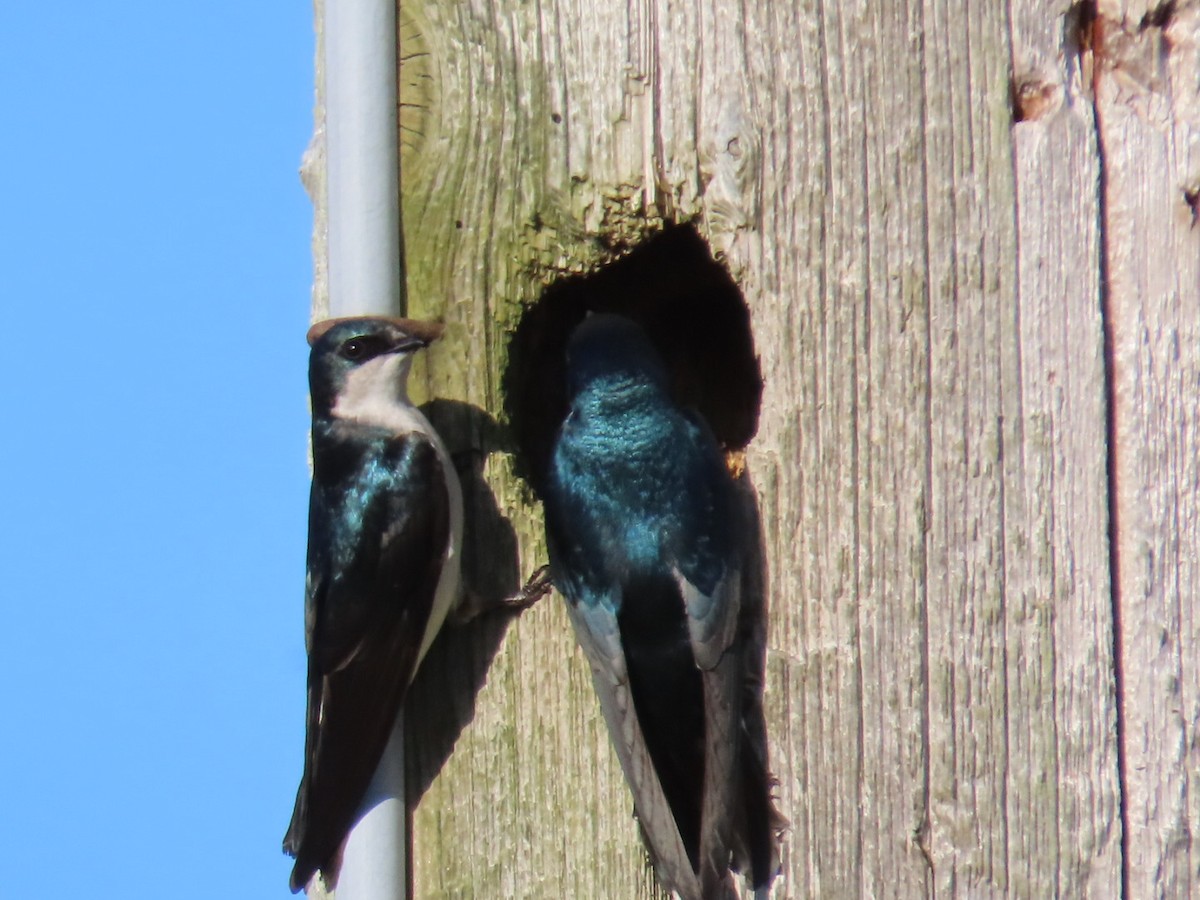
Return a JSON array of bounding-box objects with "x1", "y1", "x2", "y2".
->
[{"x1": 504, "y1": 223, "x2": 763, "y2": 498}]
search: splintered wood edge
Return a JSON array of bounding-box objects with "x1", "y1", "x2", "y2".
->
[{"x1": 306, "y1": 316, "x2": 446, "y2": 346}]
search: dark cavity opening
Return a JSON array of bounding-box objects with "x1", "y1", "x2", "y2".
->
[{"x1": 503, "y1": 222, "x2": 763, "y2": 498}]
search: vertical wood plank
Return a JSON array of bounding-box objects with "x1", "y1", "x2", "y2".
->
[
  {"x1": 737, "y1": 0, "x2": 871, "y2": 891},
  {"x1": 1008, "y1": 1, "x2": 1125, "y2": 895},
  {"x1": 919, "y1": 0, "x2": 1021, "y2": 891},
  {"x1": 1096, "y1": 1, "x2": 1200, "y2": 895}
]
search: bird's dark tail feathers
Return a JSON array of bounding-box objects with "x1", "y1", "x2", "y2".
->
[{"x1": 731, "y1": 718, "x2": 787, "y2": 891}]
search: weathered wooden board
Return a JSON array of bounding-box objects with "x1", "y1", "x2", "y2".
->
[
  {"x1": 1008, "y1": 2, "x2": 1124, "y2": 895},
  {"x1": 1095, "y1": 2, "x2": 1200, "y2": 896}
]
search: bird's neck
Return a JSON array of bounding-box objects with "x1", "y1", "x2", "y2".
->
[
  {"x1": 577, "y1": 377, "x2": 665, "y2": 416},
  {"x1": 573, "y1": 381, "x2": 676, "y2": 450},
  {"x1": 331, "y1": 355, "x2": 426, "y2": 435}
]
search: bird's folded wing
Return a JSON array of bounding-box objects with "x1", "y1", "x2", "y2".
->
[
  {"x1": 564, "y1": 597, "x2": 707, "y2": 900},
  {"x1": 284, "y1": 433, "x2": 449, "y2": 890}
]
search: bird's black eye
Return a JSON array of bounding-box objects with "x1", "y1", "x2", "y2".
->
[{"x1": 339, "y1": 335, "x2": 387, "y2": 362}]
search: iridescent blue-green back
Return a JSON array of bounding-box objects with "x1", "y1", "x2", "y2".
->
[{"x1": 547, "y1": 317, "x2": 734, "y2": 605}]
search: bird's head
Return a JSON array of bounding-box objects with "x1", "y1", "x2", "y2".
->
[
  {"x1": 307, "y1": 316, "x2": 444, "y2": 417},
  {"x1": 564, "y1": 314, "x2": 669, "y2": 400}
]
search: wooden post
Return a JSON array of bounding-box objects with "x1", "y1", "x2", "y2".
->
[{"x1": 302, "y1": 0, "x2": 1199, "y2": 895}]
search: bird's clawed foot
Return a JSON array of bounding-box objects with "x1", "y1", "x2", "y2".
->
[
  {"x1": 505, "y1": 564, "x2": 554, "y2": 610},
  {"x1": 450, "y1": 565, "x2": 554, "y2": 624}
]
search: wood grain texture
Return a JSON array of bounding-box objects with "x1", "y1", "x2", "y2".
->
[
  {"x1": 1095, "y1": 1, "x2": 1200, "y2": 895},
  {"x1": 298, "y1": 0, "x2": 1198, "y2": 896},
  {"x1": 1008, "y1": 2, "x2": 1124, "y2": 895}
]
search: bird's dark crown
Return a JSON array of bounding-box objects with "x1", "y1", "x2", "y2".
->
[{"x1": 565, "y1": 314, "x2": 670, "y2": 399}]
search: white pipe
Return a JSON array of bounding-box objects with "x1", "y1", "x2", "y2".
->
[
  {"x1": 335, "y1": 718, "x2": 407, "y2": 900},
  {"x1": 322, "y1": 0, "x2": 408, "y2": 897},
  {"x1": 325, "y1": 0, "x2": 402, "y2": 318}
]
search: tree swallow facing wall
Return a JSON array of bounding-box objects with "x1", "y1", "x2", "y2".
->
[
  {"x1": 542, "y1": 314, "x2": 782, "y2": 899},
  {"x1": 283, "y1": 316, "x2": 463, "y2": 893}
]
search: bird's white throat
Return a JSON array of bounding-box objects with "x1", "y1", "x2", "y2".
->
[{"x1": 332, "y1": 352, "x2": 428, "y2": 435}]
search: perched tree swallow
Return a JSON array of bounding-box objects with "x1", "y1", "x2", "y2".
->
[
  {"x1": 283, "y1": 316, "x2": 462, "y2": 893},
  {"x1": 543, "y1": 314, "x2": 782, "y2": 899}
]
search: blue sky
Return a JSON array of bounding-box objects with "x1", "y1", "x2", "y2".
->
[{"x1": 1, "y1": 4, "x2": 313, "y2": 896}]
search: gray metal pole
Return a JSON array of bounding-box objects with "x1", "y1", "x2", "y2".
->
[
  {"x1": 325, "y1": 0, "x2": 401, "y2": 319},
  {"x1": 322, "y1": 0, "x2": 407, "y2": 896}
]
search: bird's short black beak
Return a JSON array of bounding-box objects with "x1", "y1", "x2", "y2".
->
[{"x1": 392, "y1": 335, "x2": 429, "y2": 354}]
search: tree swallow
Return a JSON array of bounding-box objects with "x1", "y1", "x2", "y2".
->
[
  {"x1": 542, "y1": 314, "x2": 782, "y2": 899},
  {"x1": 283, "y1": 316, "x2": 463, "y2": 893}
]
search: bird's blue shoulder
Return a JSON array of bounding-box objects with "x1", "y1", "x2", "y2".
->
[
  {"x1": 307, "y1": 418, "x2": 445, "y2": 594},
  {"x1": 304, "y1": 417, "x2": 449, "y2": 672}
]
